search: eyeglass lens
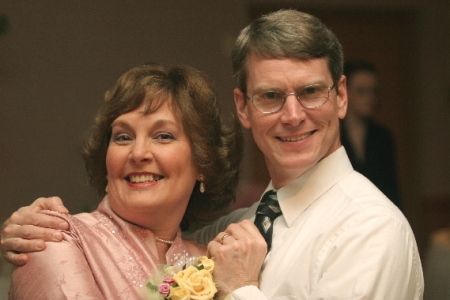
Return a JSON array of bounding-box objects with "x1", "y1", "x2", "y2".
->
[{"x1": 251, "y1": 85, "x2": 333, "y2": 113}]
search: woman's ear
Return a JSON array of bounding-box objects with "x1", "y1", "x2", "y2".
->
[{"x1": 234, "y1": 88, "x2": 252, "y2": 129}]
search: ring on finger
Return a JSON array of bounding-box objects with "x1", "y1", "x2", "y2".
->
[{"x1": 220, "y1": 233, "x2": 230, "y2": 245}]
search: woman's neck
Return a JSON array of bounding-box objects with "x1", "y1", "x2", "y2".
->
[
  {"x1": 155, "y1": 242, "x2": 172, "y2": 264},
  {"x1": 152, "y1": 228, "x2": 179, "y2": 264}
]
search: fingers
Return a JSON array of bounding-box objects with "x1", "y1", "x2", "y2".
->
[
  {"x1": 1, "y1": 225, "x2": 49, "y2": 266},
  {"x1": 1, "y1": 233, "x2": 46, "y2": 252},
  {"x1": 2, "y1": 224, "x2": 63, "y2": 242},
  {"x1": 212, "y1": 220, "x2": 264, "y2": 244},
  {"x1": 207, "y1": 220, "x2": 267, "y2": 294},
  {"x1": 1, "y1": 222, "x2": 64, "y2": 266},
  {"x1": 1, "y1": 234, "x2": 46, "y2": 265},
  {"x1": 8, "y1": 210, "x2": 69, "y2": 230},
  {"x1": 6, "y1": 198, "x2": 69, "y2": 231},
  {"x1": 219, "y1": 233, "x2": 230, "y2": 245},
  {"x1": 1, "y1": 222, "x2": 63, "y2": 266},
  {"x1": 212, "y1": 232, "x2": 236, "y2": 247},
  {"x1": 2, "y1": 250, "x2": 29, "y2": 266},
  {"x1": 1, "y1": 196, "x2": 69, "y2": 266},
  {"x1": 28, "y1": 196, "x2": 69, "y2": 214},
  {"x1": 226, "y1": 219, "x2": 263, "y2": 240},
  {"x1": 208, "y1": 220, "x2": 267, "y2": 256}
]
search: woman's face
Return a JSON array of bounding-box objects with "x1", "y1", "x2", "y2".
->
[{"x1": 106, "y1": 101, "x2": 200, "y2": 228}]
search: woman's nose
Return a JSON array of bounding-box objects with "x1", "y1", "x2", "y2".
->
[{"x1": 129, "y1": 140, "x2": 152, "y2": 163}]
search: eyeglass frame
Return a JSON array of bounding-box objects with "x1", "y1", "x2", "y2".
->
[{"x1": 245, "y1": 83, "x2": 336, "y2": 114}]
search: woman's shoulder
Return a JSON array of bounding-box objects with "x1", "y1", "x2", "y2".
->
[
  {"x1": 39, "y1": 210, "x2": 107, "y2": 244},
  {"x1": 40, "y1": 210, "x2": 99, "y2": 227}
]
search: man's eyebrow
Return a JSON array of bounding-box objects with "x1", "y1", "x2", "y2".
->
[{"x1": 252, "y1": 80, "x2": 330, "y2": 93}]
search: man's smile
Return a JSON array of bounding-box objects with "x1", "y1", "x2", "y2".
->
[{"x1": 277, "y1": 131, "x2": 315, "y2": 142}]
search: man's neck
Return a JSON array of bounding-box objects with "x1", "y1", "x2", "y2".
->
[{"x1": 270, "y1": 162, "x2": 318, "y2": 190}]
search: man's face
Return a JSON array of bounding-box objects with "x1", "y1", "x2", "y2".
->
[{"x1": 234, "y1": 54, "x2": 347, "y2": 189}]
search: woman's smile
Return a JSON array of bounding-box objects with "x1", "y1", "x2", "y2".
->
[{"x1": 126, "y1": 173, "x2": 164, "y2": 184}]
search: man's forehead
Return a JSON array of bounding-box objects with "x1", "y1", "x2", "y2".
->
[
  {"x1": 247, "y1": 53, "x2": 329, "y2": 71},
  {"x1": 246, "y1": 55, "x2": 332, "y2": 85}
]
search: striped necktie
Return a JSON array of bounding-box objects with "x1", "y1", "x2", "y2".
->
[{"x1": 254, "y1": 189, "x2": 282, "y2": 251}]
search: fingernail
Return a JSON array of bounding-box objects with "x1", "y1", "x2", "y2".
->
[
  {"x1": 53, "y1": 231, "x2": 63, "y2": 240},
  {"x1": 18, "y1": 254, "x2": 28, "y2": 265},
  {"x1": 57, "y1": 206, "x2": 69, "y2": 214},
  {"x1": 35, "y1": 241, "x2": 45, "y2": 250},
  {"x1": 59, "y1": 222, "x2": 69, "y2": 230}
]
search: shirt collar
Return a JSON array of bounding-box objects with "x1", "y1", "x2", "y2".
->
[{"x1": 262, "y1": 147, "x2": 354, "y2": 227}]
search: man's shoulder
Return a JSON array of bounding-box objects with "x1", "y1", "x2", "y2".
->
[
  {"x1": 313, "y1": 172, "x2": 414, "y2": 245},
  {"x1": 338, "y1": 170, "x2": 388, "y2": 201},
  {"x1": 332, "y1": 170, "x2": 404, "y2": 219}
]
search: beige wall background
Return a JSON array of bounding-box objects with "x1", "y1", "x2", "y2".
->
[{"x1": 1, "y1": 0, "x2": 449, "y2": 257}]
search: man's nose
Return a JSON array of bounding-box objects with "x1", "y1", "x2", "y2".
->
[{"x1": 279, "y1": 94, "x2": 306, "y2": 125}]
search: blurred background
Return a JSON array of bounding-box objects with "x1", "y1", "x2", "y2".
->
[{"x1": 1, "y1": 1, "x2": 449, "y2": 299}]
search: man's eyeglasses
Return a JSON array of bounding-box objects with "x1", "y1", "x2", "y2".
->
[{"x1": 246, "y1": 84, "x2": 335, "y2": 114}]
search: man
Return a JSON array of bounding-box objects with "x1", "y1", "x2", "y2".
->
[
  {"x1": 1, "y1": 10, "x2": 423, "y2": 299},
  {"x1": 341, "y1": 60, "x2": 401, "y2": 208}
]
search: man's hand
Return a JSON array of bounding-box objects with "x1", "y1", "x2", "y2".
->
[
  {"x1": 207, "y1": 220, "x2": 267, "y2": 297},
  {"x1": 1, "y1": 196, "x2": 69, "y2": 266}
]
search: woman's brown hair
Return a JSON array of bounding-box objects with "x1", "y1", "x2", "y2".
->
[{"x1": 82, "y1": 63, "x2": 243, "y2": 229}]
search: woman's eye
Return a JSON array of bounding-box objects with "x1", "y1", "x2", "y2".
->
[
  {"x1": 156, "y1": 133, "x2": 175, "y2": 141},
  {"x1": 113, "y1": 134, "x2": 132, "y2": 142}
]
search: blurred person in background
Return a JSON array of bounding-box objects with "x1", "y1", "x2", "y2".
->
[
  {"x1": 341, "y1": 60, "x2": 401, "y2": 208},
  {"x1": 424, "y1": 226, "x2": 450, "y2": 300}
]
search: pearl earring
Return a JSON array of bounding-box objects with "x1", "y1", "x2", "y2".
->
[{"x1": 199, "y1": 175, "x2": 205, "y2": 193}]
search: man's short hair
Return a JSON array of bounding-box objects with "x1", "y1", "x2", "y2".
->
[{"x1": 232, "y1": 9, "x2": 344, "y2": 92}]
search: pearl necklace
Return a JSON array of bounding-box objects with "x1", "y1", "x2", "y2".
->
[{"x1": 155, "y1": 236, "x2": 175, "y2": 244}]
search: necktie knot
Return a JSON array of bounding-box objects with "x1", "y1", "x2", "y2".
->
[{"x1": 255, "y1": 190, "x2": 282, "y2": 219}]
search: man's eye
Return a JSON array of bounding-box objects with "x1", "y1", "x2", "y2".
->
[
  {"x1": 261, "y1": 92, "x2": 282, "y2": 100},
  {"x1": 304, "y1": 87, "x2": 318, "y2": 95}
]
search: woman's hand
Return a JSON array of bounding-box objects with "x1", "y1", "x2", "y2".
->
[
  {"x1": 1, "y1": 196, "x2": 70, "y2": 265},
  {"x1": 206, "y1": 220, "x2": 267, "y2": 296}
]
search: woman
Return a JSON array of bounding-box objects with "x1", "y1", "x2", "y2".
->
[{"x1": 8, "y1": 63, "x2": 242, "y2": 299}]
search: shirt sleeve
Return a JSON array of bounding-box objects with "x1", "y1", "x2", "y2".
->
[
  {"x1": 308, "y1": 212, "x2": 423, "y2": 299},
  {"x1": 183, "y1": 207, "x2": 251, "y2": 245},
  {"x1": 229, "y1": 286, "x2": 268, "y2": 299},
  {"x1": 9, "y1": 233, "x2": 105, "y2": 300},
  {"x1": 228, "y1": 286, "x2": 300, "y2": 300}
]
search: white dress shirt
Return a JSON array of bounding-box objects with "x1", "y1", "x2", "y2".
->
[{"x1": 187, "y1": 147, "x2": 424, "y2": 299}]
